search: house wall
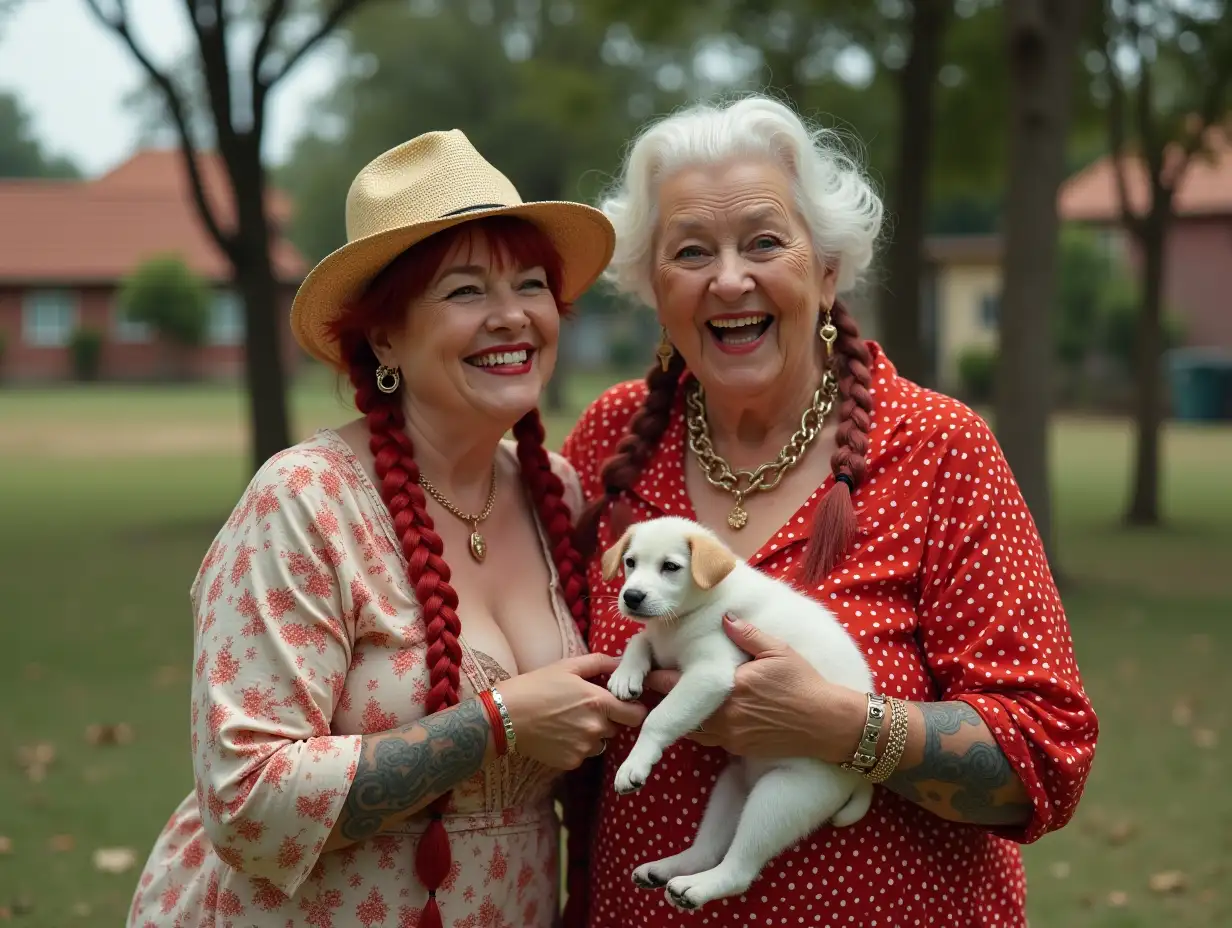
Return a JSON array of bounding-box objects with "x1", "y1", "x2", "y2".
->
[
  {"x1": 0, "y1": 283, "x2": 304, "y2": 382},
  {"x1": 1161, "y1": 219, "x2": 1232, "y2": 350},
  {"x1": 934, "y1": 263, "x2": 1002, "y2": 393}
]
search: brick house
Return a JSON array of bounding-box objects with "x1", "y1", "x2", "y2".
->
[
  {"x1": 0, "y1": 149, "x2": 307, "y2": 382},
  {"x1": 1057, "y1": 128, "x2": 1232, "y2": 352}
]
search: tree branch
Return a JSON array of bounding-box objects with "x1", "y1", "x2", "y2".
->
[
  {"x1": 263, "y1": 0, "x2": 367, "y2": 90},
  {"x1": 190, "y1": 0, "x2": 240, "y2": 158},
  {"x1": 1103, "y1": 14, "x2": 1144, "y2": 238},
  {"x1": 1164, "y1": 19, "x2": 1232, "y2": 191},
  {"x1": 82, "y1": 0, "x2": 236, "y2": 259},
  {"x1": 252, "y1": 0, "x2": 369, "y2": 139}
]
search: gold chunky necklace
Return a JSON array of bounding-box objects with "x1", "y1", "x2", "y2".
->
[
  {"x1": 684, "y1": 372, "x2": 838, "y2": 529},
  {"x1": 418, "y1": 463, "x2": 498, "y2": 562}
]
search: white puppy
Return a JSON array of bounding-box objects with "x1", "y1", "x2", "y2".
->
[{"x1": 601, "y1": 515, "x2": 875, "y2": 911}]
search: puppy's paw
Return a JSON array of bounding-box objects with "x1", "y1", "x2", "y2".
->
[
  {"x1": 631, "y1": 864, "x2": 666, "y2": 889},
  {"x1": 607, "y1": 664, "x2": 645, "y2": 701},
  {"x1": 614, "y1": 756, "x2": 651, "y2": 795},
  {"x1": 665, "y1": 870, "x2": 751, "y2": 911}
]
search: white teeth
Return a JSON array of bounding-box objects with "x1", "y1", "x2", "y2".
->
[
  {"x1": 469, "y1": 349, "x2": 529, "y2": 368},
  {"x1": 709, "y1": 314, "x2": 768, "y2": 328}
]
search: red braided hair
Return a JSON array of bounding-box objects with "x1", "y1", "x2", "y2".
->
[
  {"x1": 577, "y1": 300, "x2": 873, "y2": 587},
  {"x1": 328, "y1": 215, "x2": 592, "y2": 928}
]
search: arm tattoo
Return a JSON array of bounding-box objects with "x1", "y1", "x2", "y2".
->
[
  {"x1": 884, "y1": 701, "x2": 1033, "y2": 826},
  {"x1": 335, "y1": 699, "x2": 490, "y2": 843}
]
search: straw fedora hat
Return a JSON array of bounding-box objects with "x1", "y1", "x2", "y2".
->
[{"x1": 290, "y1": 129, "x2": 616, "y2": 371}]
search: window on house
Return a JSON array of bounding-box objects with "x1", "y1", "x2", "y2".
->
[
  {"x1": 22, "y1": 289, "x2": 79, "y2": 346},
  {"x1": 980, "y1": 293, "x2": 1000, "y2": 329},
  {"x1": 113, "y1": 298, "x2": 153, "y2": 343},
  {"x1": 208, "y1": 290, "x2": 245, "y2": 345}
]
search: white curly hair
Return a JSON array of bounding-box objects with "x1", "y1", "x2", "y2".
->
[{"x1": 598, "y1": 93, "x2": 885, "y2": 308}]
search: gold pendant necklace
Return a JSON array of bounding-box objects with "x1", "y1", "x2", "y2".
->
[
  {"x1": 684, "y1": 373, "x2": 837, "y2": 529},
  {"x1": 418, "y1": 463, "x2": 498, "y2": 562}
]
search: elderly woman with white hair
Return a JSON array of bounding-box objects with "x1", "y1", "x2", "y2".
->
[{"x1": 561, "y1": 94, "x2": 1098, "y2": 926}]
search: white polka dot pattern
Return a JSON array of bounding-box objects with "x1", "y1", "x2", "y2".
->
[{"x1": 560, "y1": 342, "x2": 1098, "y2": 928}]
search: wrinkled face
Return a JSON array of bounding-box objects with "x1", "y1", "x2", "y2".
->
[
  {"x1": 371, "y1": 232, "x2": 559, "y2": 426},
  {"x1": 609, "y1": 527, "x2": 697, "y2": 624},
  {"x1": 651, "y1": 158, "x2": 837, "y2": 396}
]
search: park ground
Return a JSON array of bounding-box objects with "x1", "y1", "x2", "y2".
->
[{"x1": 0, "y1": 368, "x2": 1229, "y2": 926}]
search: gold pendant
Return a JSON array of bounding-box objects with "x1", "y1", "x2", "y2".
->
[
  {"x1": 727, "y1": 504, "x2": 748, "y2": 530},
  {"x1": 469, "y1": 530, "x2": 487, "y2": 562}
]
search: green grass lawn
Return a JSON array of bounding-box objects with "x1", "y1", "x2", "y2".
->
[{"x1": 1, "y1": 375, "x2": 1229, "y2": 926}]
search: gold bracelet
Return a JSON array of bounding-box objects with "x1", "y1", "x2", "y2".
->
[
  {"x1": 866, "y1": 697, "x2": 909, "y2": 784},
  {"x1": 840, "y1": 693, "x2": 888, "y2": 774}
]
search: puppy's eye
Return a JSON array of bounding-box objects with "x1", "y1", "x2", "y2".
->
[
  {"x1": 661, "y1": 561, "x2": 681, "y2": 573},
  {"x1": 624, "y1": 556, "x2": 635, "y2": 569}
]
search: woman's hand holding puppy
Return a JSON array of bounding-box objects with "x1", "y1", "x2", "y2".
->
[
  {"x1": 497, "y1": 652, "x2": 647, "y2": 769},
  {"x1": 645, "y1": 616, "x2": 866, "y2": 764}
]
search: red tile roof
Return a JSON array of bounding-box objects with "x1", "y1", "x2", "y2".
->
[
  {"x1": 1059, "y1": 127, "x2": 1232, "y2": 221},
  {"x1": 0, "y1": 149, "x2": 307, "y2": 285}
]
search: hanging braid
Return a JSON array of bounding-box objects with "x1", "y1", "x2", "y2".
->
[
  {"x1": 578, "y1": 301, "x2": 874, "y2": 587},
  {"x1": 510, "y1": 409, "x2": 594, "y2": 927},
  {"x1": 575, "y1": 347, "x2": 688, "y2": 558},
  {"x1": 329, "y1": 215, "x2": 592, "y2": 928},
  {"x1": 801, "y1": 299, "x2": 874, "y2": 584}
]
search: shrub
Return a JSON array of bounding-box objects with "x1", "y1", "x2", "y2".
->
[
  {"x1": 117, "y1": 254, "x2": 211, "y2": 349},
  {"x1": 957, "y1": 346, "x2": 998, "y2": 404},
  {"x1": 69, "y1": 328, "x2": 104, "y2": 381}
]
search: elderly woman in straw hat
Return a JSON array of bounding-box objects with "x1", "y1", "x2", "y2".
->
[{"x1": 127, "y1": 131, "x2": 643, "y2": 928}]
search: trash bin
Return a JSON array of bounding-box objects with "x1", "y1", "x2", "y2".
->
[{"x1": 1168, "y1": 349, "x2": 1232, "y2": 422}]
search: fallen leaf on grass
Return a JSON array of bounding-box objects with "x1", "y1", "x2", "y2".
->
[
  {"x1": 153, "y1": 664, "x2": 184, "y2": 687},
  {"x1": 92, "y1": 847, "x2": 137, "y2": 874},
  {"x1": 16, "y1": 742, "x2": 55, "y2": 782},
  {"x1": 1106, "y1": 820, "x2": 1137, "y2": 845},
  {"x1": 1049, "y1": 861, "x2": 1071, "y2": 879},
  {"x1": 0, "y1": 837, "x2": 11, "y2": 855},
  {"x1": 1190, "y1": 633, "x2": 1212, "y2": 652},
  {"x1": 1194, "y1": 728, "x2": 1218, "y2": 749},
  {"x1": 1172, "y1": 700, "x2": 1194, "y2": 727},
  {"x1": 71, "y1": 902, "x2": 92, "y2": 917},
  {"x1": 85, "y1": 723, "x2": 135, "y2": 746},
  {"x1": 0, "y1": 906, "x2": 9, "y2": 920},
  {"x1": 48, "y1": 834, "x2": 75, "y2": 853},
  {"x1": 1149, "y1": 870, "x2": 1188, "y2": 894},
  {"x1": 1107, "y1": 890, "x2": 1129, "y2": 907},
  {"x1": 23, "y1": 663, "x2": 43, "y2": 681}
]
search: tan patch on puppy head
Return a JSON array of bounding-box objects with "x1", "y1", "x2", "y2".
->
[
  {"x1": 687, "y1": 532, "x2": 738, "y2": 590},
  {"x1": 601, "y1": 527, "x2": 634, "y2": 582}
]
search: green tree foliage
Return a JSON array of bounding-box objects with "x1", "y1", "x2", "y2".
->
[
  {"x1": 117, "y1": 254, "x2": 211, "y2": 349},
  {"x1": 279, "y1": 0, "x2": 688, "y2": 267},
  {"x1": 0, "y1": 93, "x2": 80, "y2": 178}
]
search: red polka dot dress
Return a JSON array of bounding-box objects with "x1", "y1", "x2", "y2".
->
[{"x1": 561, "y1": 342, "x2": 1098, "y2": 928}]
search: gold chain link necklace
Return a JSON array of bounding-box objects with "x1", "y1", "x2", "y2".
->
[
  {"x1": 418, "y1": 463, "x2": 498, "y2": 562},
  {"x1": 684, "y1": 371, "x2": 838, "y2": 529}
]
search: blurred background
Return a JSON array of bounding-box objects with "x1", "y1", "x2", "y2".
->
[{"x1": 1, "y1": 0, "x2": 1230, "y2": 925}]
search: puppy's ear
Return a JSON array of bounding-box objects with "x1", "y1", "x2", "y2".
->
[
  {"x1": 687, "y1": 532, "x2": 738, "y2": 590},
  {"x1": 600, "y1": 527, "x2": 634, "y2": 582}
]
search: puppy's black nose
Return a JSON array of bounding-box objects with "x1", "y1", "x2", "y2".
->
[{"x1": 623, "y1": 588, "x2": 647, "y2": 609}]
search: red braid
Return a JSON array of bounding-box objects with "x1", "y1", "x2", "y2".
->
[
  {"x1": 802, "y1": 299, "x2": 873, "y2": 585},
  {"x1": 511, "y1": 409, "x2": 595, "y2": 927},
  {"x1": 575, "y1": 347, "x2": 688, "y2": 558},
  {"x1": 330, "y1": 214, "x2": 589, "y2": 928}
]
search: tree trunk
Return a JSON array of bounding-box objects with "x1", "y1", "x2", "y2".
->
[
  {"x1": 1125, "y1": 208, "x2": 1167, "y2": 526},
  {"x1": 878, "y1": 0, "x2": 950, "y2": 386},
  {"x1": 231, "y1": 142, "x2": 293, "y2": 474},
  {"x1": 995, "y1": 0, "x2": 1088, "y2": 571}
]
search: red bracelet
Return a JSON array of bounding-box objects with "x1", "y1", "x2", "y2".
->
[{"x1": 477, "y1": 689, "x2": 507, "y2": 756}]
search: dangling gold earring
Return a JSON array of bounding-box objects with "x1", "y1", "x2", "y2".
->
[
  {"x1": 375, "y1": 364, "x2": 401, "y2": 394},
  {"x1": 656, "y1": 325, "x2": 674, "y2": 373},
  {"x1": 819, "y1": 306, "x2": 837, "y2": 362}
]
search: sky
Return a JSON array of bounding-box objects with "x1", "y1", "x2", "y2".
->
[{"x1": 0, "y1": 0, "x2": 344, "y2": 177}]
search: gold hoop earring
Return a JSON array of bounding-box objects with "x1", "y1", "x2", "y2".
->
[
  {"x1": 656, "y1": 325, "x2": 674, "y2": 373},
  {"x1": 819, "y1": 307, "x2": 837, "y2": 362},
  {"x1": 375, "y1": 364, "x2": 401, "y2": 394}
]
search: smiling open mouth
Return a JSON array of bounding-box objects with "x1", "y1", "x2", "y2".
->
[
  {"x1": 464, "y1": 346, "x2": 535, "y2": 374},
  {"x1": 706, "y1": 314, "x2": 773, "y2": 351}
]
